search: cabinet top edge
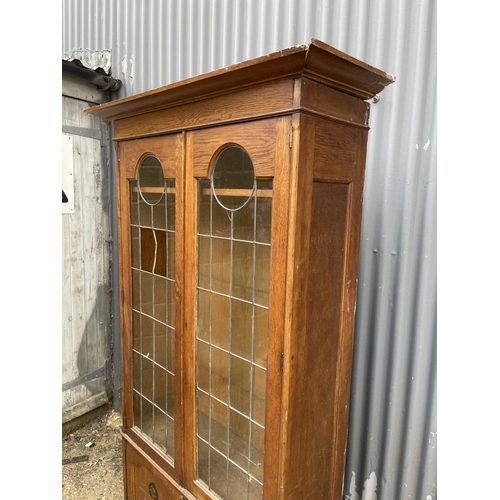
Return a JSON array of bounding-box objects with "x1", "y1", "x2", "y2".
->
[{"x1": 85, "y1": 38, "x2": 395, "y2": 121}]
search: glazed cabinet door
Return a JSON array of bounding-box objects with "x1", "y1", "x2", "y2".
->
[
  {"x1": 183, "y1": 117, "x2": 292, "y2": 500},
  {"x1": 117, "y1": 133, "x2": 185, "y2": 492}
]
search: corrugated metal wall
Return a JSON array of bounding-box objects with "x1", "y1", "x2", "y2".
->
[{"x1": 62, "y1": 1, "x2": 436, "y2": 498}]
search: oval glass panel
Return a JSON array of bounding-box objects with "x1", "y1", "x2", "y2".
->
[
  {"x1": 211, "y1": 146, "x2": 255, "y2": 211},
  {"x1": 138, "y1": 155, "x2": 165, "y2": 206}
]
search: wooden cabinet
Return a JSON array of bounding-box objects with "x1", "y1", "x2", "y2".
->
[{"x1": 87, "y1": 39, "x2": 394, "y2": 500}]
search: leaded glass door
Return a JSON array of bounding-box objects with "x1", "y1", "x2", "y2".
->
[
  {"x1": 184, "y1": 118, "x2": 291, "y2": 500},
  {"x1": 195, "y1": 147, "x2": 271, "y2": 499},
  {"x1": 119, "y1": 134, "x2": 184, "y2": 485}
]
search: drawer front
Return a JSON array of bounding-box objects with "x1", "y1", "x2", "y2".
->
[{"x1": 125, "y1": 439, "x2": 187, "y2": 500}]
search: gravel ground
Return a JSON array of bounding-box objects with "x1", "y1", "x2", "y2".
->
[{"x1": 62, "y1": 405, "x2": 124, "y2": 499}]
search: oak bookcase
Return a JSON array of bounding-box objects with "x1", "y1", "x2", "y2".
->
[{"x1": 87, "y1": 39, "x2": 394, "y2": 500}]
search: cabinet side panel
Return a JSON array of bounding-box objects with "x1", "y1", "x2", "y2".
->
[
  {"x1": 330, "y1": 133, "x2": 368, "y2": 500},
  {"x1": 282, "y1": 182, "x2": 350, "y2": 500},
  {"x1": 308, "y1": 182, "x2": 350, "y2": 498}
]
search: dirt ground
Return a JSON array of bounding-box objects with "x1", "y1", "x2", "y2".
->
[{"x1": 62, "y1": 404, "x2": 125, "y2": 499}]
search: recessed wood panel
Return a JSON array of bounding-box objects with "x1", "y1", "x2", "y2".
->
[
  {"x1": 124, "y1": 438, "x2": 196, "y2": 500},
  {"x1": 313, "y1": 117, "x2": 367, "y2": 182},
  {"x1": 305, "y1": 181, "x2": 349, "y2": 497},
  {"x1": 120, "y1": 135, "x2": 179, "y2": 179},
  {"x1": 191, "y1": 118, "x2": 282, "y2": 178},
  {"x1": 114, "y1": 79, "x2": 294, "y2": 140}
]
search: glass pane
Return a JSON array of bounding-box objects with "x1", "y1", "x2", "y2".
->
[
  {"x1": 212, "y1": 197, "x2": 232, "y2": 237},
  {"x1": 133, "y1": 351, "x2": 141, "y2": 393},
  {"x1": 229, "y1": 409, "x2": 250, "y2": 469},
  {"x1": 155, "y1": 321, "x2": 167, "y2": 369},
  {"x1": 132, "y1": 270, "x2": 141, "y2": 311},
  {"x1": 167, "y1": 279, "x2": 176, "y2": 328},
  {"x1": 249, "y1": 482, "x2": 263, "y2": 500},
  {"x1": 141, "y1": 316, "x2": 153, "y2": 359},
  {"x1": 233, "y1": 197, "x2": 255, "y2": 241},
  {"x1": 197, "y1": 341, "x2": 210, "y2": 393},
  {"x1": 210, "y1": 398, "x2": 228, "y2": 455},
  {"x1": 212, "y1": 146, "x2": 255, "y2": 211},
  {"x1": 142, "y1": 358, "x2": 154, "y2": 402},
  {"x1": 133, "y1": 392, "x2": 141, "y2": 428},
  {"x1": 210, "y1": 448, "x2": 228, "y2": 497},
  {"x1": 131, "y1": 226, "x2": 140, "y2": 268},
  {"x1": 153, "y1": 195, "x2": 166, "y2": 229},
  {"x1": 231, "y1": 299, "x2": 252, "y2": 360},
  {"x1": 166, "y1": 416, "x2": 175, "y2": 457},
  {"x1": 141, "y1": 273, "x2": 154, "y2": 317},
  {"x1": 167, "y1": 327, "x2": 175, "y2": 373},
  {"x1": 139, "y1": 197, "x2": 152, "y2": 227},
  {"x1": 198, "y1": 185, "x2": 212, "y2": 236},
  {"x1": 196, "y1": 165, "x2": 272, "y2": 500},
  {"x1": 211, "y1": 238, "x2": 231, "y2": 295},
  {"x1": 153, "y1": 406, "x2": 167, "y2": 451},
  {"x1": 198, "y1": 236, "x2": 211, "y2": 290},
  {"x1": 198, "y1": 289, "x2": 211, "y2": 342},
  {"x1": 132, "y1": 311, "x2": 141, "y2": 352},
  {"x1": 250, "y1": 423, "x2": 265, "y2": 483},
  {"x1": 255, "y1": 181, "x2": 272, "y2": 244},
  {"x1": 142, "y1": 397, "x2": 154, "y2": 437},
  {"x1": 254, "y1": 307, "x2": 268, "y2": 368},
  {"x1": 227, "y1": 462, "x2": 249, "y2": 500},
  {"x1": 197, "y1": 391, "x2": 210, "y2": 441},
  {"x1": 197, "y1": 438, "x2": 210, "y2": 485},
  {"x1": 130, "y1": 180, "x2": 139, "y2": 225},
  {"x1": 129, "y1": 168, "x2": 176, "y2": 461},
  {"x1": 211, "y1": 293, "x2": 229, "y2": 350},
  {"x1": 153, "y1": 365, "x2": 166, "y2": 410},
  {"x1": 255, "y1": 244, "x2": 270, "y2": 307},
  {"x1": 166, "y1": 181, "x2": 176, "y2": 231},
  {"x1": 252, "y1": 367, "x2": 266, "y2": 427},
  {"x1": 167, "y1": 373, "x2": 175, "y2": 418},
  {"x1": 141, "y1": 228, "x2": 167, "y2": 277},
  {"x1": 153, "y1": 276, "x2": 166, "y2": 322},
  {"x1": 138, "y1": 155, "x2": 165, "y2": 205},
  {"x1": 167, "y1": 232, "x2": 175, "y2": 279},
  {"x1": 211, "y1": 348, "x2": 229, "y2": 404},
  {"x1": 232, "y1": 241, "x2": 254, "y2": 302},
  {"x1": 230, "y1": 356, "x2": 251, "y2": 416}
]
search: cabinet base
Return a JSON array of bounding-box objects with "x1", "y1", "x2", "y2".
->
[{"x1": 123, "y1": 436, "x2": 195, "y2": 500}]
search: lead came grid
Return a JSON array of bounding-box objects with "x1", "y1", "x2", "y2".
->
[
  {"x1": 196, "y1": 179, "x2": 272, "y2": 500},
  {"x1": 130, "y1": 179, "x2": 176, "y2": 460}
]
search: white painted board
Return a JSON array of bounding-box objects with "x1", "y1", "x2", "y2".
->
[{"x1": 62, "y1": 134, "x2": 74, "y2": 214}]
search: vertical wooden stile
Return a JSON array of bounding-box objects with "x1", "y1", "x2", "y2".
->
[
  {"x1": 261, "y1": 116, "x2": 292, "y2": 500},
  {"x1": 183, "y1": 130, "x2": 198, "y2": 491}
]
